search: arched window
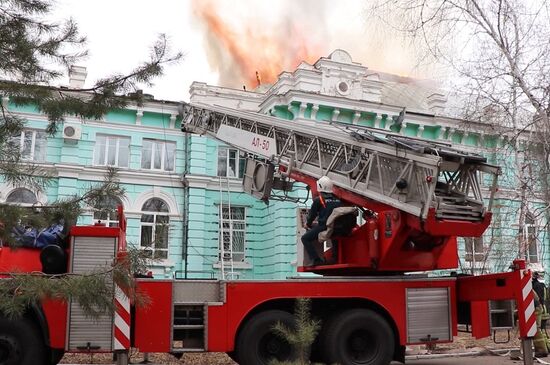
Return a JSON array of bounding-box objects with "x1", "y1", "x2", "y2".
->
[
  {"x1": 140, "y1": 198, "x2": 169, "y2": 259},
  {"x1": 93, "y1": 196, "x2": 122, "y2": 227},
  {"x1": 6, "y1": 188, "x2": 38, "y2": 205}
]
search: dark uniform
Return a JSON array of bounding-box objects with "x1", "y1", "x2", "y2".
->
[
  {"x1": 533, "y1": 273, "x2": 549, "y2": 357},
  {"x1": 301, "y1": 192, "x2": 342, "y2": 265}
]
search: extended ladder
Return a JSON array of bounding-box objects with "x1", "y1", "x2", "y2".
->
[{"x1": 180, "y1": 103, "x2": 499, "y2": 222}]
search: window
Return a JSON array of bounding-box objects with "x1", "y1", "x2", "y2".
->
[
  {"x1": 11, "y1": 130, "x2": 46, "y2": 162},
  {"x1": 523, "y1": 214, "x2": 538, "y2": 263},
  {"x1": 6, "y1": 188, "x2": 37, "y2": 205},
  {"x1": 93, "y1": 196, "x2": 122, "y2": 227},
  {"x1": 464, "y1": 237, "x2": 484, "y2": 262},
  {"x1": 140, "y1": 198, "x2": 169, "y2": 259},
  {"x1": 141, "y1": 139, "x2": 176, "y2": 171},
  {"x1": 94, "y1": 135, "x2": 130, "y2": 167},
  {"x1": 217, "y1": 147, "x2": 245, "y2": 178},
  {"x1": 219, "y1": 206, "x2": 246, "y2": 262}
]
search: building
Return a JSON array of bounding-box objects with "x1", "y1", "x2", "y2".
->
[{"x1": 2, "y1": 50, "x2": 547, "y2": 279}]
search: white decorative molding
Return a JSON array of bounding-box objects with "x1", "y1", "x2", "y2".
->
[
  {"x1": 374, "y1": 114, "x2": 383, "y2": 128},
  {"x1": 352, "y1": 111, "x2": 361, "y2": 124},
  {"x1": 133, "y1": 187, "x2": 182, "y2": 216},
  {"x1": 417, "y1": 125, "x2": 425, "y2": 137},
  {"x1": 2, "y1": 96, "x2": 9, "y2": 108},
  {"x1": 447, "y1": 127, "x2": 455, "y2": 140},
  {"x1": 311, "y1": 104, "x2": 319, "y2": 120},
  {"x1": 298, "y1": 103, "x2": 307, "y2": 118},
  {"x1": 169, "y1": 113, "x2": 177, "y2": 129},
  {"x1": 135, "y1": 108, "x2": 143, "y2": 125},
  {"x1": 331, "y1": 108, "x2": 340, "y2": 122}
]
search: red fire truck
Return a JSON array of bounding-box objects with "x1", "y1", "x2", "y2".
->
[{"x1": 0, "y1": 102, "x2": 538, "y2": 365}]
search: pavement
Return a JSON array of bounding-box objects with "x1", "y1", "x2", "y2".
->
[{"x1": 65, "y1": 355, "x2": 539, "y2": 365}]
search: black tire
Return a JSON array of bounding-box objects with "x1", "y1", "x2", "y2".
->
[
  {"x1": 49, "y1": 348, "x2": 64, "y2": 365},
  {"x1": 0, "y1": 315, "x2": 46, "y2": 365},
  {"x1": 322, "y1": 309, "x2": 394, "y2": 365},
  {"x1": 235, "y1": 310, "x2": 297, "y2": 365}
]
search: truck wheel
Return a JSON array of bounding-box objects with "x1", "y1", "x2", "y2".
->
[
  {"x1": 322, "y1": 309, "x2": 394, "y2": 365},
  {"x1": 236, "y1": 310, "x2": 297, "y2": 365},
  {"x1": 0, "y1": 315, "x2": 46, "y2": 365},
  {"x1": 49, "y1": 348, "x2": 65, "y2": 365}
]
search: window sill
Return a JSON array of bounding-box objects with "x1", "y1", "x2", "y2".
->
[{"x1": 212, "y1": 261, "x2": 252, "y2": 270}]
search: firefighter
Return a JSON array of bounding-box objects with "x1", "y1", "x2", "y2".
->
[
  {"x1": 302, "y1": 176, "x2": 341, "y2": 266},
  {"x1": 530, "y1": 264, "x2": 549, "y2": 357}
]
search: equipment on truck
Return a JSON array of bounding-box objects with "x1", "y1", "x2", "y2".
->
[{"x1": 0, "y1": 102, "x2": 538, "y2": 365}]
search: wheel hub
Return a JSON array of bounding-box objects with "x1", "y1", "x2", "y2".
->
[
  {"x1": 347, "y1": 329, "x2": 377, "y2": 362},
  {"x1": 259, "y1": 334, "x2": 290, "y2": 361}
]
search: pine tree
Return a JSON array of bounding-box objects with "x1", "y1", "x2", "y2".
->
[
  {"x1": 271, "y1": 298, "x2": 322, "y2": 365},
  {"x1": 0, "y1": 0, "x2": 181, "y2": 317}
]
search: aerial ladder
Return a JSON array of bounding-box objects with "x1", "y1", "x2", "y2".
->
[
  {"x1": 179, "y1": 102, "x2": 500, "y2": 273},
  {"x1": 0, "y1": 101, "x2": 539, "y2": 365}
]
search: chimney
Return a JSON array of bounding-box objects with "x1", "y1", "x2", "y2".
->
[
  {"x1": 69, "y1": 66, "x2": 87, "y2": 89},
  {"x1": 427, "y1": 93, "x2": 447, "y2": 114}
]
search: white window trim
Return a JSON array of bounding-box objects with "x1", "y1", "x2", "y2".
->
[
  {"x1": 93, "y1": 134, "x2": 130, "y2": 168},
  {"x1": 218, "y1": 205, "x2": 247, "y2": 263},
  {"x1": 15, "y1": 129, "x2": 46, "y2": 162},
  {"x1": 464, "y1": 237, "x2": 484, "y2": 263},
  {"x1": 524, "y1": 222, "x2": 539, "y2": 263},
  {"x1": 217, "y1": 147, "x2": 245, "y2": 178},
  {"x1": 139, "y1": 207, "x2": 170, "y2": 260},
  {"x1": 141, "y1": 139, "x2": 176, "y2": 172}
]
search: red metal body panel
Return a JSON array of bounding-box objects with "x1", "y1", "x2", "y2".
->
[
  {"x1": 457, "y1": 268, "x2": 533, "y2": 338},
  {"x1": 133, "y1": 280, "x2": 172, "y2": 353},
  {"x1": 42, "y1": 300, "x2": 68, "y2": 349},
  {"x1": 0, "y1": 247, "x2": 43, "y2": 273},
  {"x1": 206, "y1": 278, "x2": 457, "y2": 352},
  {"x1": 70, "y1": 225, "x2": 121, "y2": 238}
]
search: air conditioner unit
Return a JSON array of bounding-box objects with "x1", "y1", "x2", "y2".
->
[{"x1": 63, "y1": 124, "x2": 82, "y2": 142}]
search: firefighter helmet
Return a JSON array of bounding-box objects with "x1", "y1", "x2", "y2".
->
[{"x1": 316, "y1": 176, "x2": 334, "y2": 193}]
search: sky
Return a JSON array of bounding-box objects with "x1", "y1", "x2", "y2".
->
[{"x1": 50, "y1": 0, "x2": 426, "y2": 102}]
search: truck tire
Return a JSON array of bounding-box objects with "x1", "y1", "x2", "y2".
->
[
  {"x1": 0, "y1": 315, "x2": 46, "y2": 365},
  {"x1": 235, "y1": 310, "x2": 297, "y2": 365},
  {"x1": 322, "y1": 308, "x2": 394, "y2": 365}
]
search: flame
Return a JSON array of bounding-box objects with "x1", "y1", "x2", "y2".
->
[{"x1": 192, "y1": 0, "x2": 324, "y2": 88}]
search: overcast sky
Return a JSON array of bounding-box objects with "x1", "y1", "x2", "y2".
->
[{"x1": 51, "y1": 0, "x2": 424, "y2": 102}]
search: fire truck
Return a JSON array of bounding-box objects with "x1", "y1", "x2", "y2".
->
[{"x1": 0, "y1": 102, "x2": 539, "y2": 365}]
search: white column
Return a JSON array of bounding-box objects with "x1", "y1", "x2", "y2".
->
[
  {"x1": 352, "y1": 111, "x2": 361, "y2": 124},
  {"x1": 386, "y1": 116, "x2": 393, "y2": 130},
  {"x1": 417, "y1": 125, "x2": 425, "y2": 137},
  {"x1": 462, "y1": 131, "x2": 469, "y2": 144},
  {"x1": 311, "y1": 104, "x2": 319, "y2": 120},
  {"x1": 331, "y1": 108, "x2": 340, "y2": 122},
  {"x1": 1, "y1": 96, "x2": 8, "y2": 108},
  {"x1": 400, "y1": 122, "x2": 408, "y2": 134}
]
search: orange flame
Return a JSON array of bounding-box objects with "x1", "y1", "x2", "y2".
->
[{"x1": 192, "y1": 0, "x2": 324, "y2": 88}]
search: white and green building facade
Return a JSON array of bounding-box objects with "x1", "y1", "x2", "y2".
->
[{"x1": 2, "y1": 50, "x2": 547, "y2": 278}]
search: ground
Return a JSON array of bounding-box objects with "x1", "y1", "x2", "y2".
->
[{"x1": 60, "y1": 332, "x2": 524, "y2": 364}]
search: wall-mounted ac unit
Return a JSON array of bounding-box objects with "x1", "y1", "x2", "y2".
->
[{"x1": 63, "y1": 124, "x2": 82, "y2": 142}]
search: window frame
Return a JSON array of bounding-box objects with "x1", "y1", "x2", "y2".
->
[
  {"x1": 13, "y1": 129, "x2": 46, "y2": 162},
  {"x1": 139, "y1": 198, "x2": 170, "y2": 260},
  {"x1": 141, "y1": 139, "x2": 176, "y2": 172},
  {"x1": 5, "y1": 188, "x2": 38, "y2": 206},
  {"x1": 217, "y1": 147, "x2": 245, "y2": 178},
  {"x1": 219, "y1": 205, "x2": 246, "y2": 262},
  {"x1": 464, "y1": 236, "x2": 485, "y2": 263},
  {"x1": 93, "y1": 134, "x2": 130, "y2": 168},
  {"x1": 524, "y1": 220, "x2": 539, "y2": 263},
  {"x1": 93, "y1": 197, "x2": 122, "y2": 227}
]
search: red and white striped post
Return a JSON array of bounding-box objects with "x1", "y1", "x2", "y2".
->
[
  {"x1": 114, "y1": 283, "x2": 131, "y2": 365},
  {"x1": 513, "y1": 259, "x2": 536, "y2": 365}
]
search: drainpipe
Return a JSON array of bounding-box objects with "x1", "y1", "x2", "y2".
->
[{"x1": 182, "y1": 128, "x2": 190, "y2": 279}]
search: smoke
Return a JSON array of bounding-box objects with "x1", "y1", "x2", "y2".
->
[{"x1": 191, "y1": 0, "x2": 328, "y2": 88}]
